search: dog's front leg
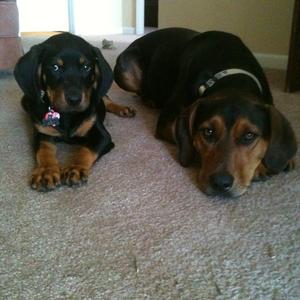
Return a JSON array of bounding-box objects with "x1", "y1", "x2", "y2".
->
[
  {"x1": 103, "y1": 95, "x2": 136, "y2": 117},
  {"x1": 62, "y1": 123, "x2": 114, "y2": 187},
  {"x1": 62, "y1": 147, "x2": 98, "y2": 186},
  {"x1": 31, "y1": 139, "x2": 61, "y2": 192}
]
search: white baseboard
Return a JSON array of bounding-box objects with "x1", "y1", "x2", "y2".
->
[
  {"x1": 254, "y1": 53, "x2": 288, "y2": 70},
  {"x1": 123, "y1": 27, "x2": 136, "y2": 34}
]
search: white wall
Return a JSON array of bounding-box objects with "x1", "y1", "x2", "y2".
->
[
  {"x1": 17, "y1": 0, "x2": 69, "y2": 32},
  {"x1": 73, "y1": 0, "x2": 122, "y2": 35},
  {"x1": 17, "y1": 0, "x2": 123, "y2": 35}
]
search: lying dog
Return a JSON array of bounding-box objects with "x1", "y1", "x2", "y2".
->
[
  {"x1": 14, "y1": 33, "x2": 135, "y2": 192},
  {"x1": 114, "y1": 28, "x2": 297, "y2": 197}
]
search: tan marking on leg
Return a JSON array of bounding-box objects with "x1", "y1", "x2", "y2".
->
[
  {"x1": 63, "y1": 147, "x2": 98, "y2": 186},
  {"x1": 156, "y1": 120, "x2": 176, "y2": 144},
  {"x1": 116, "y1": 61, "x2": 142, "y2": 93},
  {"x1": 31, "y1": 141, "x2": 61, "y2": 191},
  {"x1": 253, "y1": 162, "x2": 270, "y2": 181},
  {"x1": 103, "y1": 95, "x2": 136, "y2": 117},
  {"x1": 284, "y1": 159, "x2": 296, "y2": 172}
]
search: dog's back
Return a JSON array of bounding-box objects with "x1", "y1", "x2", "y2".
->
[
  {"x1": 114, "y1": 28, "x2": 272, "y2": 107},
  {"x1": 114, "y1": 28, "x2": 198, "y2": 103}
]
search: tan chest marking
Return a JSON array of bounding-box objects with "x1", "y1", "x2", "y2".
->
[
  {"x1": 34, "y1": 115, "x2": 96, "y2": 138},
  {"x1": 34, "y1": 124, "x2": 62, "y2": 137},
  {"x1": 72, "y1": 115, "x2": 96, "y2": 137}
]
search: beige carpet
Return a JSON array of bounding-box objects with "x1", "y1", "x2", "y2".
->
[{"x1": 0, "y1": 34, "x2": 299, "y2": 299}]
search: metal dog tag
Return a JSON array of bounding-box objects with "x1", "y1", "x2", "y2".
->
[{"x1": 42, "y1": 108, "x2": 60, "y2": 127}]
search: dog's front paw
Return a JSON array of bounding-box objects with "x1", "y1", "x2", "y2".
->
[
  {"x1": 62, "y1": 165, "x2": 89, "y2": 187},
  {"x1": 31, "y1": 165, "x2": 61, "y2": 192},
  {"x1": 252, "y1": 163, "x2": 270, "y2": 182},
  {"x1": 114, "y1": 105, "x2": 136, "y2": 117},
  {"x1": 103, "y1": 96, "x2": 136, "y2": 117},
  {"x1": 284, "y1": 159, "x2": 296, "y2": 172}
]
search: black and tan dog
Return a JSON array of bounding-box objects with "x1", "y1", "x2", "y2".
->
[
  {"x1": 14, "y1": 32, "x2": 135, "y2": 192},
  {"x1": 114, "y1": 28, "x2": 297, "y2": 197}
]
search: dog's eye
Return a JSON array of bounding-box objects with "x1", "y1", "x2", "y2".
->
[
  {"x1": 82, "y1": 64, "x2": 91, "y2": 72},
  {"x1": 240, "y1": 131, "x2": 258, "y2": 145},
  {"x1": 202, "y1": 127, "x2": 214, "y2": 137},
  {"x1": 200, "y1": 127, "x2": 216, "y2": 142},
  {"x1": 52, "y1": 64, "x2": 60, "y2": 72}
]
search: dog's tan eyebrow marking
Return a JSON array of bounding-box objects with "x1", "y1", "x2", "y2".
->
[
  {"x1": 232, "y1": 118, "x2": 260, "y2": 140},
  {"x1": 56, "y1": 58, "x2": 64, "y2": 66},
  {"x1": 79, "y1": 56, "x2": 85, "y2": 64},
  {"x1": 199, "y1": 115, "x2": 225, "y2": 138}
]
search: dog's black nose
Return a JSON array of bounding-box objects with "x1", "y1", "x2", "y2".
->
[
  {"x1": 65, "y1": 90, "x2": 82, "y2": 105},
  {"x1": 209, "y1": 171, "x2": 234, "y2": 193}
]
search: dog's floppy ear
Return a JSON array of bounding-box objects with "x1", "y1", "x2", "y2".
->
[
  {"x1": 14, "y1": 44, "x2": 45, "y2": 99},
  {"x1": 263, "y1": 105, "x2": 297, "y2": 173},
  {"x1": 92, "y1": 47, "x2": 113, "y2": 98},
  {"x1": 175, "y1": 101, "x2": 199, "y2": 167}
]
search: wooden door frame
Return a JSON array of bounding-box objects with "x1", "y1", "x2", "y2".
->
[
  {"x1": 144, "y1": 0, "x2": 159, "y2": 27},
  {"x1": 285, "y1": 0, "x2": 300, "y2": 92}
]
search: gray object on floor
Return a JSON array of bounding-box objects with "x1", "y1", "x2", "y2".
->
[{"x1": 102, "y1": 38, "x2": 116, "y2": 50}]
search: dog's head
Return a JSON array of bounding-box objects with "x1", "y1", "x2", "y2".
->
[
  {"x1": 176, "y1": 94, "x2": 297, "y2": 197},
  {"x1": 14, "y1": 33, "x2": 112, "y2": 113}
]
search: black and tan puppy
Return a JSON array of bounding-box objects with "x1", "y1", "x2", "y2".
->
[
  {"x1": 14, "y1": 32, "x2": 135, "y2": 192},
  {"x1": 114, "y1": 28, "x2": 297, "y2": 197}
]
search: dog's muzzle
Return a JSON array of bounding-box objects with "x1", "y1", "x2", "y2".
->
[
  {"x1": 209, "y1": 171, "x2": 234, "y2": 194},
  {"x1": 65, "y1": 87, "x2": 82, "y2": 106}
]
